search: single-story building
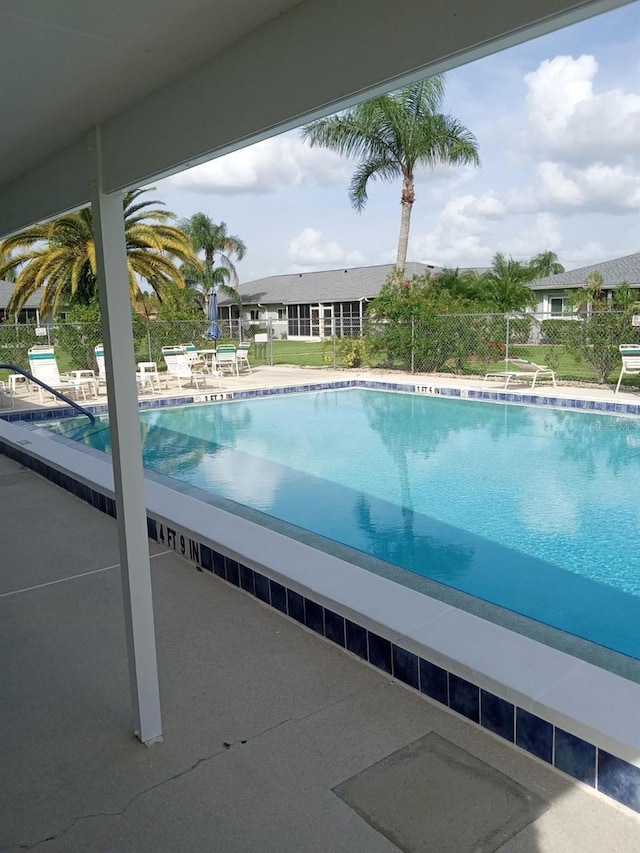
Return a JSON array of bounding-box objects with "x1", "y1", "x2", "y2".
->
[
  {"x1": 528, "y1": 252, "x2": 640, "y2": 316},
  {"x1": 0, "y1": 280, "x2": 43, "y2": 324},
  {"x1": 218, "y1": 262, "x2": 437, "y2": 339}
]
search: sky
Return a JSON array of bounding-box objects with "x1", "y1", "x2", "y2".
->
[{"x1": 156, "y1": 2, "x2": 640, "y2": 284}]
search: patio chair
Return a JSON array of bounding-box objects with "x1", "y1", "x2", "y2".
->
[
  {"x1": 0, "y1": 380, "x2": 14, "y2": 409},
  {"x1": 94, "y1": 344, "x2": 108, "y2": 392},
  {"x1": 180, "y1": 343, "x2": 210, "y2": 372},
  {"x1": 27, "y1": 345, "x2": 97, "y2": 402},
  {"x1": 483, "y1": 358, "x2": 556, "y2": 391},
  {"x1": 216, "y1": 345, "x2": 239, "y2": 376},
  {"x1": 136, "y1": 361, "x2": 165, "y2": 394},
  {"x1": 615, "y1": 345, "x2": 640, "y2": 394},
  {"x1": 162, "y1": 346, "x2": 210, "y2": 390},
  {"x1": 236, "y1": 342, "x2": 252, "y2": 374}
]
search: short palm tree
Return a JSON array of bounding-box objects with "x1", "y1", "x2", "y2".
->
[
  {"x1": 178, "y1": 213, "x2": 246, "y2": 309},
  {"x1": 0, "y1": 189, "x2": 197, "y2": 316},
  {"x1": 433, "y1": 267, "x2": 483, "y2": 302},
  {"x1": 529, "y1": 251, "x2": 565, "y2": 279},
  {"x1": 301, "y1": 76, "x2": 480, "y2": 270},
  {"x1": 478, "y1": 253, "x2": 538, "y2": 312}
]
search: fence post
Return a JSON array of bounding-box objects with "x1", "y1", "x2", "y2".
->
[
  {"x1": 505, "y1": 315, "x2": 510, "y2": 364},
  {"x1": 411, "y1": 316, "x2": 415, "y2": 374},
  {"x1": 147, "y1": 322, "x2": 152, "y2": 361},
  {"x1": 333, "y1": 321, "x2": 337, "y2": 368}
]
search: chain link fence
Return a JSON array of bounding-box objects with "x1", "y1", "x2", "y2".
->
[
  {"x1": 359, "y1": 311, "x2": 640, "y2": 384},
  {"x1": 1, "y1": 310, "x2": 639, "y2": 388}
]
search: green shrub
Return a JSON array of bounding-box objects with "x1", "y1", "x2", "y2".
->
[{"x1": 339, "y1": 337, "x2": 367, "y2": 367}]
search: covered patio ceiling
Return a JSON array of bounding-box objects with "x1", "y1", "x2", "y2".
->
[{"x1": 0, "y1": 0, "x2": 632, "y2": 239}]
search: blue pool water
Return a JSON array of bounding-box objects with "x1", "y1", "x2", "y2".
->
[{"x1": 53, "y1": 390, "x2": 640, "y2": 658}]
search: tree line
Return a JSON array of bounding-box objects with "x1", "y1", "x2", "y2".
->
[{"x1": 0, "y1": 195, "x2": 245, "y2": 320}]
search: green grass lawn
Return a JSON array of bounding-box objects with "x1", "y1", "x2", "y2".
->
[
  {"x1": 264, "y1": 340, "x2": 639, "y2": 389},
  {"x1": 269, "y1": 340, "x2": 329, "y2": 367}
]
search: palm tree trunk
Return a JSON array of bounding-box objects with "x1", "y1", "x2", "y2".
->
[{"x1": 396, "y1": 176, "x2": 414, "y2": 270}]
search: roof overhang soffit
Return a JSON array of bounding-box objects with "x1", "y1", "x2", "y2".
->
[{"x1": 0, "y1": 0, "x2": 629, "y2": 239}]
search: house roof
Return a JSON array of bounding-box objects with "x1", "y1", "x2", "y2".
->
[
  {"x1": 528, "y1": 252, "x2": 640, "y2": 291},
  {"x1": 0, "y1": 280, "x2": 41, "y2": 310},
  {"x1": 220, "y1": 262, "x2": 438, "y2": 306}
]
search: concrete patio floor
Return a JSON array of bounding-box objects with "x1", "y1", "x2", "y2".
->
[
  {"x1": 1, "y1": 447, "x2": 639, "y2": 852},
  {"x1": 3, "y1": 362, "x2": 640, "y2": 415}
]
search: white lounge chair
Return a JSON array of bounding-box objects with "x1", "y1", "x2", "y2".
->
[
  {"x1": 216, "y1": 345, "x2": 239, "y2": 376},
  {"x1": 162, "y1": 346, "x2": 211, "y2": 389},
  {"x1": 236, "y1": 342, "x2": 252, "y2": 373},
  {"x1": 484, "y1": 358, "x2": 556, "y2": 390},
  {"x1": 94, "y1": 344, "x2": 108, "y2": 392},
  {"x1": 28, "y1": 345, "x2": 97, "y2": 402},
  {"x1": 615, "y1": 345, "x2": 640, "y2": 394}
]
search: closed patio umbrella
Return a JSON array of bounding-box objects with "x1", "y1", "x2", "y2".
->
[{"x1": 206, "y1": 287, "x2": 223, "y2": 340}]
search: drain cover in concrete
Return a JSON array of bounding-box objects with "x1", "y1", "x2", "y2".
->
[{"x1": 333, "y1": 732, "x2": 548, "y2": 853}]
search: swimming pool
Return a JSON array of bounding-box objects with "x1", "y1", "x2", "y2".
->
[{"x1": 53, "y1": 389, "x2": 640, "y2": 659}]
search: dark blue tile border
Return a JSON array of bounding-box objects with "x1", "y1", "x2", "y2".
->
[
  {"x1": 254, "y1": 571, "x2": 270, "y2": 604},
  {"x1": 598, "y1": 751, "x2": 640, "y2": 813},
  {"x1": 449, "y1": 674, "x2": 480, "y2": 723},
  {"x1": 516, "y1": 708, "x2": 553, "y2": 764},
  {"x1": 225, "y1": 558, "x2": 240, "y2": 587},
  {"x1": 555, "y1": 728, "x2": 596, "y2": 787},
  {"x1": 2, "y1": 430, "x2": 640, "y2": 816},
  {"x1": 270, "y1": 580, "x2": 287, "y2": 614},
  {"x1": 419, "y1": 659, "x2": 448, "y2": 705},
  {"x1": 368, "y1": 632, "x2": 392, "y2": 674},
  {"x1": 481, "y1": 690, "x2": 514, "y2": 742},
  {"x1": 345, "y1": 620, "x2": 367, "y2": 659},
  {"x1": 304, "y1": 598, "x2": 324, "y2": 635},
  {"x1": 392, "y1": 645, "x2": 419, "y2": 689},
  {"x1": 324, "y1": 609, "x2": 345, "y2": 647},
  {"x1": 287, "y1": 588, "x2": 304, "y2": 624}
]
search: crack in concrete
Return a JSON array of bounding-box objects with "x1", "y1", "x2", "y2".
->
[{"x1": 8, "y1": 682, "x2": 381, "y2": 851}]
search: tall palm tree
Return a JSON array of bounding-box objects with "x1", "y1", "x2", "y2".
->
[
  {"x1": 301, "y1": 76, "x2": 480, "y2": 270},
  {"x1": 0, "y1": 189, "x2": 196, "y2": 316},
  {"x1": 529, "y1": 250, "x2": 565, "y2": 279},
  {"x1": 478, "y1": 252, "x2": 537, "y2": 312},
  {"x1": 178, "y1": 213, "x2": 246, "y2": 308}
]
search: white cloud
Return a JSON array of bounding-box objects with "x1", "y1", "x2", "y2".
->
[
  {"x1": 166, "y1": 131, "x2": 348, "y2": 195},
  {"x1": 287, "y1": 228, "x2": 364, "y2": 268},
  {"x1": 537, "y1": 161, "x2": 640, "y2": 211},
  {"x1": 524, "y1": 54, "x2": 640, "y2": 162},
  {"x1": 459, "y1": 192, "x2": 507, "y2": 219},
  {"x1": 561, "y1": 241, "x2": 607, "y2": 267},
  {"x1": 410, "y1": 196, "x2": 495, "y2": 266},
  {"x1": 502, "y1": 213, "x2": 562, "y2": 257},
  {"x1": 510, "y1": 161, "x2": 640, "y2": 214}
]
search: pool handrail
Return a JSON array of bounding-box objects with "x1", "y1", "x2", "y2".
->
[{"x1": 0, "y1": 364, "x2": 96, "y2": 425}]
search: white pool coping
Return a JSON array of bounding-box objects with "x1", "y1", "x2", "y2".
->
[{"x1": 2, "y1": 414, "x2": 639, "y2": 768}]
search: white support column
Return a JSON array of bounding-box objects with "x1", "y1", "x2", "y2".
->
[{"x1": 88, "y1": 127, "x2": 162, "y2": 745}]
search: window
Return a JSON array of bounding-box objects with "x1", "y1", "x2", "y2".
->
[
  {"x1": 334, "y1": 301, "x2": 361, "y2": 337},
  {"x1": 219, "y1": 305, "x2": 240, "y2": 320},
  {"x1": 250, "y1": 308, "x2": 260, "y2": 321},
  {"x1": 288, "y1": 304, "x2": 311, "y2": 336},
  {"x1": 549, "y1": 297, "x2": 568, "y2": 316},
  {"x1": 277, "y1": 308, "x2": 287, "y2": 321}
]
